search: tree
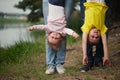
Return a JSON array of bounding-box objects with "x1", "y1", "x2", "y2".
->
[
  {"x1": 14, "y1": 0, "x2": 80, "y2": 23},
  {"x1": 14, "y1": 0, "x2": 42, "y2": 22}
]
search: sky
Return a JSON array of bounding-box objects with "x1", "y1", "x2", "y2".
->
[{"x1": 0, "y1": 0, "x2": 30, "y2": 14}]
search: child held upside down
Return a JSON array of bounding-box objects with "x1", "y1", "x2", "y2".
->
[
  {"x1": 28, "y1": 1, "x2": 79, "y2": 51},
  {"x1": 80, "y1": 0, "x2": 111, "y2": 72}
]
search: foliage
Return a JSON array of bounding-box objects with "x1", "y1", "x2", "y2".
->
[
  {"x1": 14, "y1": 0, "x2": 80, "y2": 23},
  {"x1": 0, "y1": 18, "x2": 27, "y2": 24},
  {"x1": 68, "y1": 12, "x2": 82, "y2": 34},
  {"x1": 14, "y1": 0, "x2": 42, "y2": 22}
]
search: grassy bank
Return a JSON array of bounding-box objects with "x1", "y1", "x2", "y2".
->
[
  {"x1": 0, "y1": 31, "x2": 80, "y2": 80},
  {"x1": 0, "y1": 18, "x2": 28, "y2": 24}
]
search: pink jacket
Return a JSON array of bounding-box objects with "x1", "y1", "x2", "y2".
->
[{"x1": 33, "y1": 16, "x2": 75, "y2": 37}]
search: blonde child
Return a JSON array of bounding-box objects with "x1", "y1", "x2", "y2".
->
[{"x1": 28, "y1": 1, "x2": 79, "y2": 50}]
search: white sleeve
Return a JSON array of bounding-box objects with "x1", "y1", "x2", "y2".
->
[
  {"x1": 33, "y1": 25, "x2": 47, "y2": 31},
  {"x1": 64, "y1": 28, "x2": 74, "y2": 36}
]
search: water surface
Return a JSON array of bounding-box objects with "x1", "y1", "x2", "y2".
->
[{"x1": 0, "y1": 23, "x2": 34, "y2": 48}]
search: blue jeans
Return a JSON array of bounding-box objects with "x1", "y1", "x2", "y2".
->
[
  {"x1": 42, "y1": 0, "x2": 73, "y2": 66},
  {"x1": 79, "y1": 0, "x2": 85, "y2": 25},
  {"x1": 80, "y1": 0, "x2": 110, "y2": 63}
]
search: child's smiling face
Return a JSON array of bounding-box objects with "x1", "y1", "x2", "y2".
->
[
  {"x1": 47, "y1": 32, "x2": 62, "y2": 50},
  {"x1": 48, "y1": 32, "x2": 62, "y2": 45},
  {"x1": 88, "y1": 27, "x2": 100, "y2": 44}
]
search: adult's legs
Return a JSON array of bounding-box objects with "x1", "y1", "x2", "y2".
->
[
  {"x1": 64, "y1": 0, "x2": 73, "y2": 23},
  {"x1": 95, "y1": 38, "x2": 104, "y2": 62},
  {"x1": 43, "y1": 0, "x2": 48, "y2": 24},
  {"x1": 79, "y1": 0, "x2": 86, "y2": 25},
  {"x1": 87, "y1": 43, "x2": 94, "y2": 65}
]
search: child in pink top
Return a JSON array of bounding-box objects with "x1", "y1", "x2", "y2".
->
[{"x1": 28, "y1": 2, "x2": 79, "y2": 50}]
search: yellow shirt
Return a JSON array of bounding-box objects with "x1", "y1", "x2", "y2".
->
[{"x1": 81, "y1": 2, "x2": 108, "y2": 36}]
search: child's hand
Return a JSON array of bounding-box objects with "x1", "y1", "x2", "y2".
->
[
  {"x1": 83, "y1": 55, "x2": 88, "y2": 65},
  {"x1": 27, "y1": 26, "x2": 34, "y2": 31},
  {"x1": 72, "y1": 32, "x2": 79, "y2": 39},
  {"x1": 103, "y1": 57, "x2": 111, "y2": 67}
]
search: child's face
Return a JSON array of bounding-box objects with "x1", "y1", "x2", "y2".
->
[
  {"x1": 48, "y1": 32, "x2": 62, "y2": 45},
  {"x1": 88, "y1": 28, "x2": 100, "y2": 44}
]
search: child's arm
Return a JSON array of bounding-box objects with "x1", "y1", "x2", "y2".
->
[
  {"x1": 101, "y1": 34, "x2": 110, "y2": 66},
  {"x1": 82, "y1": 32, "x2": 88, "y2": 65},
  {"x1": 27, "y1": 25, "x2": 47, "y2": 31},
  {"x1": 64, "y1": 28, "x2": 79, "y2": 39},
  {"x1": 72, "y1": 32, "x2": 79, "y2": 39},
  {"x1": 28, "y1": 26, "x2": 34, "y2": 31}
]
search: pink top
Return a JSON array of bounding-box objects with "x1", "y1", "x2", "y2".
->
[{"x1": 33, "y1": 16, "x2": 75, "y2": 36}]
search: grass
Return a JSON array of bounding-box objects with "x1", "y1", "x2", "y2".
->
[
  {"x1": 0, "y1": 40, "x2": 119, "y2": 80},
  {"x1": 0, "y1": 38, "x2": 46, "y2": 64},
  {"x1": 0, "y1": 40, "x2": 79, "y2": 80},
  {"x1": 0, "y1": 30, "x2": 80, "y2": 80},
  {"x1": 1, "y1": 37, "x2": 118, "y2": 80},
  {"x1": 0, "y1": 26, "x2": 81, "y2": 79},
  {"x1": 0, "y1": 18, "x2": 27, "y2": 24}
]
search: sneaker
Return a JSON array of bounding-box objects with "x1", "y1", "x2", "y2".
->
[
  {"x1": 80, "y1": 64, "x2": 93, "y2": 72},
  {"x1": 56, "y1": 64, "x2": 65, "y2": 74},
  {"x1": 45, "y1": 65, "x2": 55, "y2": 74}
]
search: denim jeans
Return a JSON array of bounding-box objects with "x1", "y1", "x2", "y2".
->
[
  {"x1": 42, "y1": 0, "x2": 73, "y2": 66},
  {"x1": 80, "y1": 0, "x2": 110, "y2": 63}
]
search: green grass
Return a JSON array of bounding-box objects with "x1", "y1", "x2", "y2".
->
[
  {"x1": 1, "y1": 35, "x2": 117, "y2": 80},
  {"x1": 0, "y1": 41, "x2": 45, "y2": 64},
  {"x1": 0, "y1": 34, "x2": 119, "y2": 80},
  {"x1": 0, "y1": 29, "x2": 81, "y2": 80},
  {"x1": 0, "y1": 18, "x2": 27, "y2": 24}
]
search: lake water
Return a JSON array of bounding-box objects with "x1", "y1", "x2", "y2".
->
[{"x1": 0, "y1": 23, "x2": 34, "y2": 48}]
